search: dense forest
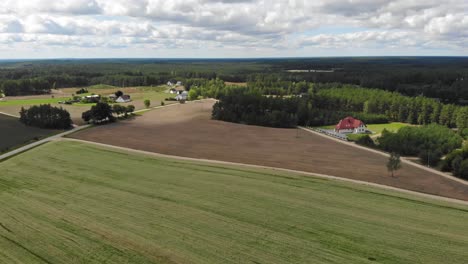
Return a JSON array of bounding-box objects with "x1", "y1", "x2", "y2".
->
[{"x1": 1, "y1": 57, "x2": 467, "y2": 103}]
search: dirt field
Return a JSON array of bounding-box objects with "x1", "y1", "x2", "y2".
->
[{"x1": 70, "y1": 100, "x2": 468, "y2": 201}]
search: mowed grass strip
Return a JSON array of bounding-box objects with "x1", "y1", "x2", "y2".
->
[{"x1": 1, "y1": 141, "x2": 468, "y2": 264}]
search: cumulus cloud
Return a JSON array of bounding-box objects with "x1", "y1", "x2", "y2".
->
[{"x1": 0, "y1": 0, "x2": 466, "y2": 57}]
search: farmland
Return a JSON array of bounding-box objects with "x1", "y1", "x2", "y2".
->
[
  {"x1": 70, "y1": 101, "x2": 468, "y2": 201},
  {"x1": 1, "y1": 140, "x2": 468, "y2": 263},
  {"x1": 0, "y1": 114, "x2": 56, "y2": 153},
  {"x1": 0, "y1": 85, "x2": 177, "y2": 125}
]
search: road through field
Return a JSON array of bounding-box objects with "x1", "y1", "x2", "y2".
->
[{"x1": 70, "y1": 100, "x2": 468, "y2": 202}]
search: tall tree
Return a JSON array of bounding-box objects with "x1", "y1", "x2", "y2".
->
[{"x1": 387, "y1": 153, "x2": 402, "y2": 177}]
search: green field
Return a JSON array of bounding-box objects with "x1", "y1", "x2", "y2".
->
[
  {"x1": 1, "y1": 141, "x2": 468, "y2": 263},
  {"x1": 0, "y1": 114, "x2": 56, "y2": 153},
  {"x1": 0, "y1": 97, "x2": 64, "y2": 106},
  {"x1": 320, "y1": 122, "x2": 409, "y2": 134},
  {"x1": 366, "y1": 122, "x2": 410, "y2": 134}
]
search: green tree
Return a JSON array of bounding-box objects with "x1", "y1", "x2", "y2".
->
[
  {"x1": 455, "y1": 107, "x2": 468, "y2": 133},
  {"x1": 82, "y1": 102, "x2": 115, "y2": 124},
  {"x1": 387, "y1": 153, "x2": 402, "y2": 177},
  {"x1": 459, "y1": 160, "x2": 468, "y2": 180},
  {"x1": 144, "y1": 99, "x2": 151, "y2": 108}
]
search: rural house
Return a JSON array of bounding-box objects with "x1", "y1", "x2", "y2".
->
[
  {"x1": 175, "y1": 91, "x2": 188, "y2": 101},
  {"x1": 116, "y1": 95, "x2": 132, "y2": 103},
  {"x1": 335, "y1": 116, "x2": 367, "y2": 134},
  {"x1": 83, "y1": 94, "x2": 101, "y2": 103}
]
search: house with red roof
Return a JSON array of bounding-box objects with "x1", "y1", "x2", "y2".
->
[{"x1": 335, "y1": 116, "x2": 367, "y2": 134}]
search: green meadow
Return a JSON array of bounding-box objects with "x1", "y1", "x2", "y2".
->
[{"x1": 1, "y1": 141, "x2": 467, "y2": 264}]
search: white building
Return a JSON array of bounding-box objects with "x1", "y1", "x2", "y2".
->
[
  {"x1": 116, "y1": 95, "x2": 132, "y2": 103},
  {"x1": 175, "y1": 91, "x2": 188, "y2": 101},
  {"x1": 335, "y1": 116, "x2": 367, "y2": 134}
]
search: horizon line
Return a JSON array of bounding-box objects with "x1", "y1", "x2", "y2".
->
[{"x1": 1, "y1": 55, "x2": 468, "y2": 61}]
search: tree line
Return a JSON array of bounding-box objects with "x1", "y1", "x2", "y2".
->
[
  {"x1": 315, "y1": 85, "x2": 468, "y2": 135},
  {"x1": 19, "y1": 104, "x2": 72, "y2": 129}
]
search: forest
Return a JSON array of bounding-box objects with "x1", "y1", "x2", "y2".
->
[{"x1": 1, "y1": 57, "x2": 467, "y2": 104}]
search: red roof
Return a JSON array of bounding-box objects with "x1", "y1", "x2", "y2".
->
[{"x1": 335, "y1": 116, "x2": 365, "y2": 130}]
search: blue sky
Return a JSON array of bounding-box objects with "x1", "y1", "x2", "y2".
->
[{"x1": 0, "y1": 0, "x2": 466, "y2": 58}]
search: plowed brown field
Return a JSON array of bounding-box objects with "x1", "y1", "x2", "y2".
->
[{"x1": 70, "y1": 100, "x2": 468, "y2": 201}]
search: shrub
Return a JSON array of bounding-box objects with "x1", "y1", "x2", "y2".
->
[
  {"x1": 458, "y1": 160, "x2": 468, "y2": 179},
  {"x1": 144, "y1": 99, "x2": 151, "y2": 108},
  {"x1": 76, "y1": 88, "x2": 88, "y2": 94},
  {"x1": 355, "y1": 135, "x2": 376, "y2": 148}
]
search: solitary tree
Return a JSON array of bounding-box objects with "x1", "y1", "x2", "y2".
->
[
  {"x1": 387, "y1": 152, "x2": 402, "y2": 177},
  {"x1": 115, "y1": 90, "x2": 124, "y2": 97},
  {"x1": 144, "y1": 99, "x2": 151, "y2": 108}
]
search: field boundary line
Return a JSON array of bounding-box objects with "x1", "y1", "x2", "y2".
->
[
  {"x1": 0, "y1": 111, "x2": 19, "y2": 118},
  {"x1": 299, "y1": 126, "x2": 468, "y2": 187},
  {"x1": 58, "y1": 137, "x2": 468, "y2": 206}
]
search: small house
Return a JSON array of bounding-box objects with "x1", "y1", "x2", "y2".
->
[
  {"x1": 175, "y1": 91, "x2": 188, "y2": 101},
  {"x1": 167, "y1": 81, "x2": 174, "y2": 86},
  {"x1": 335, "y1": 117, "x2": 367, "y2": 134},
  {"x1": 116, "y1": 95, "x2": 131, "y2": 103},
  {"x1": 83, "y1": 94, "x2": 101, "y2": 103},
  {"x1": 169, "y1": 88, "x2": 177, "y2": 94},
  {"x1": 176, "y1": 81, "x2": 182, "y2": 86}
]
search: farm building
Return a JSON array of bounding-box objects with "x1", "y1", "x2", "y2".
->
[
  {"x1": 175, "y1": 91, "x2": 188, "y2": 101},
  {"x1": 169, "y1": 88, "x2": 177, "y2": 94},
  {"x1": 335, "y1": 116, "x2": 367, "y2": 134},
  {"x1": 83, "y1": 94, "x2": 101, "y2": 103},
  {"x1": 116, "y1": 95, "x2": 132, "y2": 103}
]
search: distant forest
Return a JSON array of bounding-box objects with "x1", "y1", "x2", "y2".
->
[{"x1": 0, "y1": 57, "x2": 467, "y2": 104}]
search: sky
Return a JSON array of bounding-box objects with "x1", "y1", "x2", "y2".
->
[{"x1": 0, "y1": 0, "x2": 466, "y2": 58}]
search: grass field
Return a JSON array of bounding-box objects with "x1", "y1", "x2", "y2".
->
[
  {"x1": 0, "y1": 114, "x2": 56, "y2": 153},
  {"x1": 366, "y1": 122, "x2": 410, "y2": 134},
  {"x1": 319, "y1": 122, "x2": 409, "y2": 134},
  {"x1": 1, "y1": 140, "x2": 468, "y2": 263},
  {"x1": 0, "y1": 85, "x2": 176, "y2": 125},
  {"x1": 0, "y1": 97, "x2": 64, "y2": 106}
]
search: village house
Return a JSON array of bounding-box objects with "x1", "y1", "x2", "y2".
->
[
  {"x1": 335, "y1": 116, "x2": 367, "y2": 134},
  {"x1": 175, "y1": 91, "x2": 188, "y2": 101},
  {"x1": 83, "y1": 94, "x2": 101, "y2": 103},
  {"x1": 116, "y1": 95, "x2": 131, "y2": 103}
]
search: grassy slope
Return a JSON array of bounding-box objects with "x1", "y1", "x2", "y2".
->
[
  {"x1": 1, "y1": 141, "x2": 468, "y2": 264},
  {"x1": 0, "y1": 114, "x2": 56, "y2": 153}
]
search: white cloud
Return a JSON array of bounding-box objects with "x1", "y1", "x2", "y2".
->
[{"x1": 0, "y1": 0, "x2": 466, "y2": 58}]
